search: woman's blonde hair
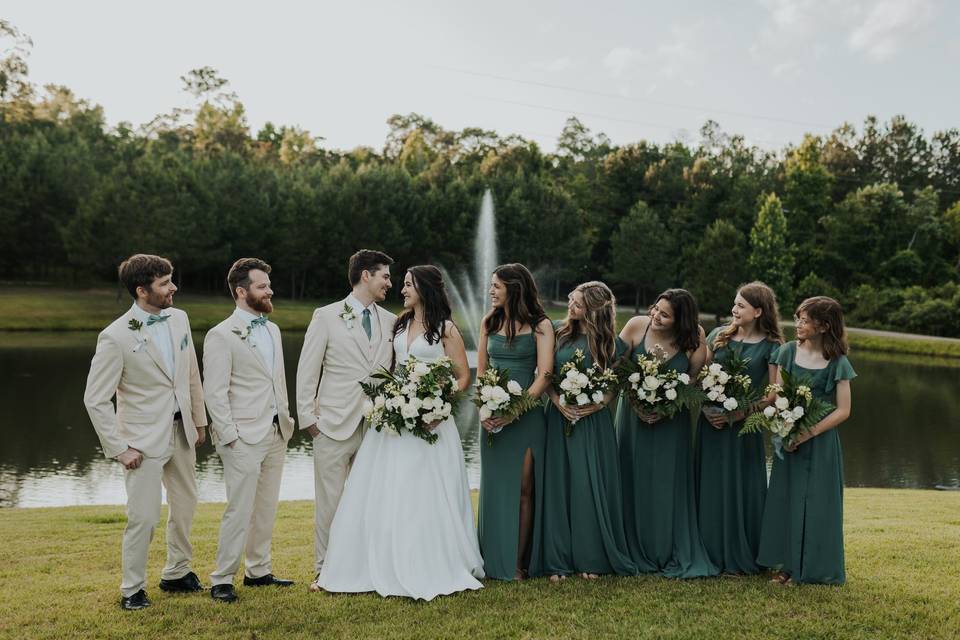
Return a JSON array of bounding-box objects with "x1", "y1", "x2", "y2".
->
[{"x1": 556, "y1": 281, "x2": 618, "y2": 369}]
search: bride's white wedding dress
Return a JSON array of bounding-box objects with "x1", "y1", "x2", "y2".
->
[{"x1": 318, "y1": 328, "x2": 484, "y2": 600}]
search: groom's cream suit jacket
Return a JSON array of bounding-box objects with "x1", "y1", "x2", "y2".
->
[
  {"x1": 203, "y1": 312, "x2": 295, "y2": 445},
  {"x1": 84, "y1": 307, "x2": 206, "y2": 458},
  {"x1": 296, "y1": 298, "x2": 396, "y2": 440}
]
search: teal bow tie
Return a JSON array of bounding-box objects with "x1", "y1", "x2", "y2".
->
[
  {"x1": 250, "y1": 316, "x2": 268, "y2": 328},
  {"x1": 147, "y1": 314, "x2": 170, "y2": 326}
]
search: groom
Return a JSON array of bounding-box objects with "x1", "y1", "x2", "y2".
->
[
  {"x1": 84, "y1": 254, "x2": 207, "y2": 610},
  {"x1": 296, "y1": 249, "x2": 396, "y2": 591}
]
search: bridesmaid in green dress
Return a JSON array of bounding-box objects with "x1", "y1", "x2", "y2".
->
[
  {"x1": 541, "y1": 281, "x2": 636, "y2": 580},
  {"x1": 477, "y1": 263, "x2": 555, "y2": 581},
  {"x1": 696, "y1": 282, "x2": 783, "y2": 575},
  {"x1": 616, "y1": 288, "x2": 718, "y2": 578},
  {"x1": 757, "y1": 296, "x2": 856, "y2": 585}
]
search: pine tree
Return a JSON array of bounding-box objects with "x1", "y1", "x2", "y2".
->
[{"x1": 749, "y1": 193, "x2": 796, "y2": 306}]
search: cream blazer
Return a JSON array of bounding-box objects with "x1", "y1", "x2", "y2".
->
[
  {"x1": 84, "y1": 307, "x2": 207, "y2": 458},
  {"x1": 296, "y1": 298, "x2": 396, "y2": 440},
  {"x1": 203, "y1": 314, "x2": 295, "y2": 445}
]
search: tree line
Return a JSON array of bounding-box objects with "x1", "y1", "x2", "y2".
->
[{"x1": 2, "y1": 22, "x2": 959, "y2": 336}]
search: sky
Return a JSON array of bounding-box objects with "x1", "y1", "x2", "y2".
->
[{"x1": 4, "y1": 0, "x2": 958, "y2": 153}]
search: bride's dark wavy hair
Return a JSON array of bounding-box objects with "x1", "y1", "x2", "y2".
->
[
  {"x1": 482, "y1": 263, "x2": 548, "y2": 342},
  {"x1": 392, "y1": 265, "x2": 455, "y2": 345}
]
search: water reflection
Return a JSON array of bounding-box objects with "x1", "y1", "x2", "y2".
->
[{"x1": 1, "y1": 332, "x2": 957, "y2": 508}]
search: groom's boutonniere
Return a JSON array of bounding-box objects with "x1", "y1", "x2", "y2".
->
[
  {"x1": 128, "y1": 318, "x2": 149, "y2": 352},
  {"x1": 339, "y1": 303, "x2": 357, "y2": 329},
  {"x1": 232, "y1": 325, "x2": 255, "y2": 347},
  {"x1": 180, "y1": 334, "x2": 189, "y2": 351}
]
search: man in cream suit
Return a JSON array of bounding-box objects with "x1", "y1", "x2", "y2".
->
[
  {"x1": 204, "y1": 258, "x2": 296, "y2": 603},
  {"x1": 84, "y1": 254, "x2": 207, "y2": 611},
  {"x1": 297, "y1": 249, "x2": 397, "y2": 592}
]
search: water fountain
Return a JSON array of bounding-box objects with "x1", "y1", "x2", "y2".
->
[{"x1": 442, "y1": 189, "x2": 498, "y2": 353}]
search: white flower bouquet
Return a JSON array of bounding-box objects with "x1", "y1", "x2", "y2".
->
[
  {"x1": 361, "y1": 355, "x2": 462, "y2": 444},
  {"x1": 618, "y1": 343, "x2": 700, "y2": 422},
  {"x1": 473, "y1": 367, "x2": 543, "y2": 446},
  {"x1": 553, "y1": 348, "x2": 619, "y2": 436},
  {"x1": 697, "y1": 348, "x2": 760, "y2": 426},
  {"x1": 739, "y1": 370, "x2": 835, "y2": 457}
]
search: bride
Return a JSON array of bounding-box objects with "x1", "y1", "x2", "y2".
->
[{"x1": 317, "y1": 265, "x2": 485, "y2": 600}]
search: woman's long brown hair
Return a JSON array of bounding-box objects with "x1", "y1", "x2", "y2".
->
[
  {"x1": 714, "y1": 281, "x2": 785, "y2": 350},
  {"x1": 555, "y1": 281, "x2": 618, "y2": 369},
  {"x1": 483, "y1": 263, "x2": 548, "y2": 342},
  {"x1": 796, "y1": 296, "x2": 848, "y2": 360}
]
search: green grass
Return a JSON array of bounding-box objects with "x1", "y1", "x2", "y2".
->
[{"x1": 0, "y1": 489, "x2": 957, "y2": 639}]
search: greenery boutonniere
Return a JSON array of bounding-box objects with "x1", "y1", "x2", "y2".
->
[
  {"x1": 232, "y1": 325, "x2": 255, "y2": 346},
  {"x1": 128, "y1": 318, "x2": 149, "y2": 352},
  {"x1": 180, "y1": 334, "x2": 189, "y2": 351},
  {"x1": 339, "y1": 303, "x2": 357, "y2": 329}
]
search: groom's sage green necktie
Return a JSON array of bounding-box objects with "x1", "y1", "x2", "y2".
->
[{"x1": 361, "y1": 308, "x2": 372, "y2": 340}]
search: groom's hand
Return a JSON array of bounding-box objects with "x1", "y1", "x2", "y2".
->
[{"x1": 305, "y1": 424, "x2": 321, "y2": 438}]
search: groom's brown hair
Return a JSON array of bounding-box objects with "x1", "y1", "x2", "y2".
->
[
  {"x1": 118, "y1": 254, "x2": 173, "y2": 299},
  {"x1": 348, "y1": 250, "x2": 394, "y2": 286}
]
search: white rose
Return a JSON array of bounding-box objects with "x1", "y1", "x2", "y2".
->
[
  {"x1": 400, "y1": 404, "x2": 420, "y2": 419},
  {"x1": 642, "y1": 375, "x2": 661, "y2": 391},
  {"x1": 718, "y1": 372, "x2": 731, "y2": 385},
  {"x1": 576, "y1": 393, "x2": 590, "y2": 406},
  {"x1": 413, "y1": 361, "x2": 430, "y2": 376},
  {"x1": 779, "y1": 410, "x2": 793, "y2": 421},
  {"x1": 479, "y1": 406, "x2": 492, "y2": 421},
  {"x1": 708, "y1": 363, "x2": 723, "y2": 375},
  {"x1": 565, "y1": 369, "x2": 579, "y2": 380},
  {"x1": 775, "y1": 396, "x2": 790, "y2": 411},
  {"x1": 560, "y1": 378, "x2": 574, "y2": 392},
  {"x1": 792, "y1": 406, "x2": 805, "y2": 419},
  {"x1": 591, "y1": 391, "x2": 604, "y2": 404},
  {"x1": 723, "y1": 397, "x2": 738, "y2": 411},
  {"x1": 374, "y1": 395, "x2": 385, "y2": 409},
  {"x1": 665, "y1": 388, "x2": 678, "y2": 401},
  {"x1": 763, "y1": 406, "x2": 776, "y2": 418},
  {"x1": 362, "y1": 399, "x2": 374, "y2": 417},
  {"x1": 577, "y1": 373, "x2": 590, "y2": 388},
  {"x1": 678, "y1": 373, "x2": 690, "y2": 385},
  {"x1": 507, "y1": 380, "x2": 523, "y2": 396},
  {"x1": 707, "y1": 391, "x2": 719, "y2": 402},
  {"x1": 628, "y1": 372, "x2": 641, "y2": 384},
  {"x1": 492, "y1": 386, "x2": 510, "y2": 403}
]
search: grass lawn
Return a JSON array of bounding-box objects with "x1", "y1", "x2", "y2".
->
[
  {"x1": 3, "y1": 286, "x2": 960, "y2": 361},
  {"x1": 0, "y1": 489, "x2": 957, "y2": 639}
]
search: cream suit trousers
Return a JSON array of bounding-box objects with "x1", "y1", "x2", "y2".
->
[
  {"x1": 121, "y1": 422, "x2": 197, "y2": 597},
  {"x1": 312, "y1": 422, "x2": 364, "y2": 573},
  {"x1": 210, "y1": 426, "x2": 287, "y2": 585}
]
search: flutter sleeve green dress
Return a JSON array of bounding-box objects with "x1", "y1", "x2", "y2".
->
[
  {"x1": 695, "y1": 326, "x2": 779, "y2": 574},
  {"x1": 540, "y1": 324, "x2": 636, "y2": 577},
  {"x1": 615, "y1": 330, "x2": 718, "y2": 578},
  {"x1": 756, "y1": 340, "x2": 856, "y2": 584},
  {"x1": 478, "y1": 332, "x2": 546, "y2": 580}
]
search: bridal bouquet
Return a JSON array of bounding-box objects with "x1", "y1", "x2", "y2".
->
[
  {"x1": 697, "y1": 348, "x2": 760, "y2": 426},
  {"x1": 739, "y1": 370, "x2": 834, "y2": 458},
  {"x1": 473, "y1": 367, "x2": 542, "y2": 447},
  {"x1": 618, "y1": 343, "x2": 700, "y2": 421},
  {"x1": 361, "y1": 355, "x2": 462, "y2": 444},
  {"x1": 553, "y1": 348, "x2": 619, "y2": 436}
]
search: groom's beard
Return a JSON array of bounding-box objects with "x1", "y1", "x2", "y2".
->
[
  {"x1": 249, "y1": 294, "x2": 273, "y2": 314},
  {"x1": 146, "y1": 289, "x2": 173, "y2": 310}
]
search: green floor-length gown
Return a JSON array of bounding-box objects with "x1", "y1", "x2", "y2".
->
[
  {"x1": 540, "y1": 328, "x2": 636, "y2": 577},
  {"x1": 478, "y1": 332, "x2": 546, "y2": 580},
  {"x1": 695, "y1": 327, "x2": 779, "y2": 574},
  {"x1": 616, "y1": 335, "x2": 718, "y2": 578},
  {"x1": 756, "y1": 340, "x2": 856, "y2": 584}
]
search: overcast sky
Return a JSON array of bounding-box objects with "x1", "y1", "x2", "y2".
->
[{"x1": 4, "y1": 0, "x2": 957, "y2": 152}]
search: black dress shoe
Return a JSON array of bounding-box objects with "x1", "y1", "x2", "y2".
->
[
  {"x1": 159, "y1": 571, "x2": 203, "y2": 593},
  {"x1": 211, "y1": 584, "x2": 238, "y2": 603},
  {"x1": 120, "y1": 589, "x2": 152, "y2": 611},
  {"x1": 243, "y1": 573, "x2": 294, "y2": 587}
]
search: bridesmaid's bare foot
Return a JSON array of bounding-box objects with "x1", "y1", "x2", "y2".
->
[
  {"x1": 513, "y1": 568, "x2": 529, "y2": 581},
  {"x1": 578, "y1": 572, "x2": 599, "y2": 580},
  {"x1": 769, "y1": 571, "x2": 790, "y2": 584},
  {"x1": 549, "y1": 574, "x2": 567, "y2": 583}
]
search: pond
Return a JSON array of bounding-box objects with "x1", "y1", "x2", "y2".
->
[{"x1": 1, "y1": 331, "x2": 958, "y2": 508}]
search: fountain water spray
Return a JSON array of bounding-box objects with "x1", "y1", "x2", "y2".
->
[{"x1": 442, "y1": 189, "x2": 498, "y2": 351}]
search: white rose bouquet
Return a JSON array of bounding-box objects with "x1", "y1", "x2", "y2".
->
[
  {"x1": 473, "y1": 367, "x2": 543, "y2": 447},
  {"x1": 552, "y1": 348, "x2": 619, "y2": 436},
  {"x1": 361, "y1": 355, "x2": 463, "y2": 444},
  {"x1": 697, "y1": 348, "x2": 760, "y2": 426},
  {"x1": 618, "y1": 343, "x2": 700, "y2": 422},
  {"x1": 739, "y1": 370, "x2": 835, "y2": 457}
]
